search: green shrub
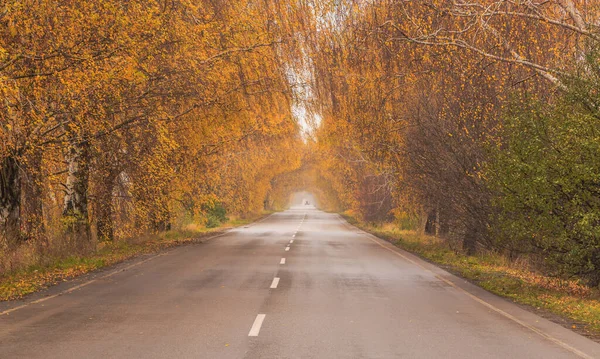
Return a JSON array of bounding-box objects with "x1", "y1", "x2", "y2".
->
[
  {"x1": 487, "y1": 52, "x2": 600, "y2": 285},
  {"x1": 204, "y1": 202, "x2": 228, "y2": 228}
]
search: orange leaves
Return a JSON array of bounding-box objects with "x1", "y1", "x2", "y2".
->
[
  {"x1": 303, "y1": 0, "x2": 598, "y2": 226},
  {"x1": 0, "y1": 0, "x2": 311, "y2": 261}
]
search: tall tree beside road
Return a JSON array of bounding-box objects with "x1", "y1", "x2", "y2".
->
[
  {"x1": 0, "y1": 0, "x2": 306, "y2": 267},
  {"x1": 307, "y1": 0, "x2": 600, "y2": 267}
]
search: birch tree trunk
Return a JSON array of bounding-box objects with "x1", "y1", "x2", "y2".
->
[{"x1": 62, "y1": 140, "x2": 91, "y2": 245}]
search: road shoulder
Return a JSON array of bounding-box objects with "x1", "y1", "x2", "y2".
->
[{"x1": 338, "y1": 214, "x2": 600, "y2": 359}]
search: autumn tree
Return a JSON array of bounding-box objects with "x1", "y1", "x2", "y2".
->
[
  {"x1": 306, "y1": 0, "x2": 599, "y2": 254},
  {"x1": 0, "y1": 0, "x2": 313, "y2": 270}
]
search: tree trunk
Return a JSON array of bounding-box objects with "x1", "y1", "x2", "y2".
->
[
  {"x1": 21, "y1": 149, "x2": 44, "y2": 241},
  {"x1": 181, "y1": 192, "x2": 195, "y2": 219},
  {"x1": 463, "y1": 225, "x2": 478, "y2": 255},
  {"x1": 96, "y1": 172, "x2": 116, "y2": 242},
  {"x1": 62, "y1": 141, "x2": 91, "y2": 244},
  {"x1": 150, "y1": 210, "x2": 171, "y2": 232},
  {"x1": 0, "y1": 155, "x2": 21, "y2": 245},
  {"x1": 96, "y1": 206, "x2": 114, "y2": 242},
  {"x1": 434, "y1": 206, "x2": 440, "y2": 237},
  {"x1": 150, "y1": 188, "x2": 171, "y2": 233},
  {"x1": 424, "y1": 210, "x2": 436, "y2": 235},
  {"x1": 439, "y1": 207, "x2": 450, "y2": 236},
  {"x1": 418, "y1": 210, "x2": 428, "y2": 235},
  {"x1": 263, "y1": 193, "x2": 271, "y2": 211}
]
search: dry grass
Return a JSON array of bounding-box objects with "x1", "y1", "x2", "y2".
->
[{"x1": 0, "y1": 214, "x2": 263, "y2": 301}]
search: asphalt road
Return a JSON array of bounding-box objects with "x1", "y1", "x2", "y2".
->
[{"x1": 2, "y1": 206, "x2": 600, "y2": 358}]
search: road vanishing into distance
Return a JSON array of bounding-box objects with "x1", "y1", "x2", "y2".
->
[{"x1": 2, "y1": 206, "x2": 600, "y2": 358}]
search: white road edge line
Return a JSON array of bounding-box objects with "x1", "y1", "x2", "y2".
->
[
  {"x1": 248, "y1": 314, "x2": 266, "y2": 337},
  {"x1": 0, "y1": 253, "x2": 164, "y2": 316},
  {"x1": 270, "y1": 277, "x2": 280, "y2": 289},
  {"x1": 280, "y1": 258, "x2": 286, "y2": 264},
  {"x1": 339, "y1": 214, "x2": 595, "y2": 359},
  {"x1": 0, "y1": 227, "x2": 236, "y2": 316}
]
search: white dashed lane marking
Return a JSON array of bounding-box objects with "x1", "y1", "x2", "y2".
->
[
  {"x1": 270, "y1": 277, "x2": 280, "y2": 289},
  {"x1": 248, "y1": 314, "x2": 266, "y2": 337},
  {"x1": 280, "y1": 258, "x2": 286, "y2": 264}
]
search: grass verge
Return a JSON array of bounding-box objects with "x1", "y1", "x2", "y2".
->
[
  {"x1": 342, "y1": 214, "x2": 600, "y2": 338},
  {"x1": 0, "y1": 214, "x2": 267, "y2": 301}
]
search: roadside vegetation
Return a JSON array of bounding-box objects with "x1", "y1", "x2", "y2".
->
[
  {"x1": 3, "y1": 0, "x2": 600, "y2": 335},
  {"x1": 303, "y1": 1, "x2": 600, "y2": 336},
  {"x1": 307, "y1": 0, "x2": 600, "y2": 315},
  {"x1": 0, "y1": 213, "x2": 265, "y2": 301},
  {"x1": 0, "y1": 1, "x2": 311, "y2": 286},
  {"x1": 344, "y1": 214, "x2": 600, "y2": 336}
]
